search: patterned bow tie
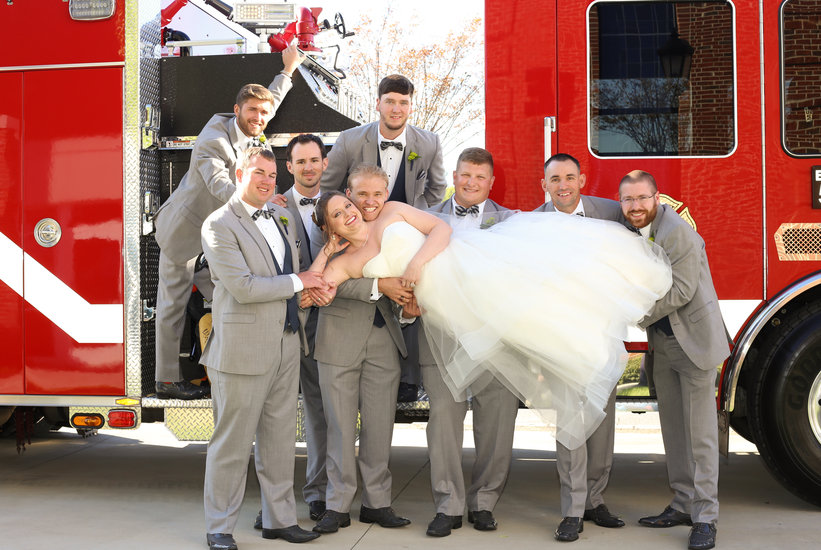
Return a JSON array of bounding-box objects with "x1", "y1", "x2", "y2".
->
[
  {"x1": 575, "y1": 212, "x2": 585, "y2": 217},
  {"x1": 380, "y1": 140, "x2": 403, "y2": 151},
  {"x1": 251, "y1": 209, "x2": 275, "y2": 221},
  {"x1": 250, "y1": 137, "x2": 265, "y2": 148},
  {"x1": 455, "y1": 204, "x2": 480, "y2": 217},
  {"x1": 299, "y1": 197, "x2": 318, "y2": 206}
]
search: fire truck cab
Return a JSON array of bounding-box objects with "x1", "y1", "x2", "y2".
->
[{"x1": 485, "y1": 0, "x2": 821, "y2": 505}]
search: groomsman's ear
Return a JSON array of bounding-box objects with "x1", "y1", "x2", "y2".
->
[
  {"x1": 236, "y1": 167, "x2": 244, "y2": 182},
  {"x1": 540, "y1": 178, "x2": 548, "y2": 193}
]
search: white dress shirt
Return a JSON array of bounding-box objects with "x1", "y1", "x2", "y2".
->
[
  {"x1": 239, "y1": 200, "x2": 303, "y2": 292},
  {"x1": 378, "y1": 127, "x2": 407, "y2": 195},
  {"x1": 290, "y1": 187, "x2": 320, "y2": 239}
]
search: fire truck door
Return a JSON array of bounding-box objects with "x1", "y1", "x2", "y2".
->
[
  {"x1": 0, "y1": 72, "x2": 25, "y2": 395},
  {"x1": 19, "y1": 68, "x2": 125, "y2": 396}
]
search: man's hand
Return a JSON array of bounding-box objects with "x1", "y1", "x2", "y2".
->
[
  {"x1": 402, "y1": 296, "x2": 421, "y2": 318},
  {"x1": 378, "y1": 277, "x2": 414, "y2": 306},
  {"x1": 297, "y1": 270, "x2": 328, "y2": 290},
  {"x1": 306, "y1": 284, "x2": 337, "y2": 307},
  {"x1": 299, "y1": 292, "x2": 314, "y2": 309},
  {"x1": 281, "y1": 43, "x2": 306, "y2": 75},
  {"x1": 271, "y1": 193, "x2": 288, "y2": 207}
]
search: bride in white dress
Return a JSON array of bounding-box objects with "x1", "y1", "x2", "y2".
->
[{"x1": 310, "y1": 191, "x2": 672, "y2": 450}]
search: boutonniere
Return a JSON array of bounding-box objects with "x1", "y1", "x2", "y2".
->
[
  {"x1": 258, "y1": 134, "x2": 267, "y2": 144},
  {"x1": 480, "y1": 217, "x2": 497, "y2": 229},
  {"x1": 279, "y1": 215, "x2": 289, "y2": 233},
  {"x1": 649, "y1": 230, "x2": 656, "y2": 242},
  {"x1": 407, "y1": 151, "x2": 420, "y2": 162}
]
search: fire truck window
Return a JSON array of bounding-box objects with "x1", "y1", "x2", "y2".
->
[
  {"x1": 589, "y1": 2, "x2": 735, "y2": 157},
  {"x1": 781, "y1": 0, "x2": 821, "y2": 156}
]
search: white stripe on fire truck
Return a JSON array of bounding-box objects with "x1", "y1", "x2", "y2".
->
[{"x1": 0, "y1": 230, "x2": 123, "y2": 344}]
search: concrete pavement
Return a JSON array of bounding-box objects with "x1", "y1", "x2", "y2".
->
[{"x1": 0, "y1": 411, "x2": 817, "y2": 550}]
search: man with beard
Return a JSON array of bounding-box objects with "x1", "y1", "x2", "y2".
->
[
  {"x1": 620, "y1": 170, "x2": 728, "y2": 550},
  {"x1": 153, "y1": 46, "x2": 304, "y2": 399}
]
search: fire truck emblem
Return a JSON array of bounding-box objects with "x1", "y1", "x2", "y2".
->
[{"x1": 659, "y1": 194, "x2": 697, "y2": 231}]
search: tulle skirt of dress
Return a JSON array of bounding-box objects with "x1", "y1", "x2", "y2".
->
[{"x1": 362, "y1": 213, "x2": 672, "y2": 450}]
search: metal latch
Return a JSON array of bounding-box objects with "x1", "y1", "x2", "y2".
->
[
  {"x1": 142, "y1": 191, "x2": 159, "y2": 236},
  {"x1": 142, "y1": 299, "x2": 156, "y2": 322},
  {"x1": 141, "y1": 104, "x2": 160, "y2": 150}
]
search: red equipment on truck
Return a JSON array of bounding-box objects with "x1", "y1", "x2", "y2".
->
[{"x1": 485, "y1": 0, "x2": 821, "y2": 505}]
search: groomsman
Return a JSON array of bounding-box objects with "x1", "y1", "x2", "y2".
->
[
  {"x1": 416, "y1": 148, "x2": 520, "y2": 537},
  {"x1": 311, "y1": 165, "x2": 412, "y2": 534},
  {"x1": 253, "y1": 134, "x2": 329, "y2": 531},
  {"x1": 536, "y1": 153, "x2": 625, "y2": 542},
  {"x1": 153, "y1": 45, "x2": 304, "y2": 400},
  {"x1": 620, "y1": 170, "x2": 728, "y2": 550},
  {"x1": 320, "y1": 74, "x2": 447, "y2": 400},
  {"x1": 200, "y1": 148, "x2": 324, "y2": 549}
]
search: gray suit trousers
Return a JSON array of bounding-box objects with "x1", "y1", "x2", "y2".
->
[
  {"x1": 299, "y1": 309, "x2": 327, "y2": 504},
  {"x1": 155, "y1": 251, "x2": 196, "y2": 382},
  {"x1": 203, "y1": 334, "x2": 300, "y2": 533},
  {"x1": 556, "y1": 388, "x2": 617, "y2": 517},
  {"x1": 318, "y1": 325, "x2": 401, "y2": 512},
  {"x1": 649, "y1": 326, "x2": 719, "y2": 524},
  {"x1": 422, "y1": 363, "x2": 518, "y2": 515}
]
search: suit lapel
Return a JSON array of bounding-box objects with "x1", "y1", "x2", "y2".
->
[
  {"x1": 363, "y1": 123, "x2": 379, "y2": 165},
  {"x1": 403, "y1": 126, "x2": 417, "y2": 201},
  {"x1": 271, "y1": 206, "x2": 300, "y2": 274},
  {"x1": 231, "y1": 198, "x2": 277, "y2": 275}
]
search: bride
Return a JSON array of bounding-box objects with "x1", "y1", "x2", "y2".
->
[{"x1": 310, "y1": 190, "x2": 672, "y2": 449}]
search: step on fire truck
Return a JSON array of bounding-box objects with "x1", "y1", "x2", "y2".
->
[
  {"x1": 485, "y1": 0, "x2": 820, "y2": 505},
  {"x1": 0, "y1": 0, "x2": 365, "y2": 442}
]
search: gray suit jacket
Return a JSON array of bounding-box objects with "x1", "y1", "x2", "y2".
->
[
  {"x1": 320, "y1": 121, "x2": 446, "y2": 208},
  {"x1": 154, "y1": 74, "x2": 292, "y2": 264},
  {"x1": 283, "y1": 187, "x2": 318, "y2": 354},
  {"x1": 418, "y1": 197, "x2": 510, "y2": 365},
  {"x1": 637, "y1": 204, "x2": 729, "y2": 370},
  {"x1": 534, "y1": 194, "x2": 623, "y2": 222},
  {"x1": 199, "y1": 195, "x2": 301, "y2": 375}
]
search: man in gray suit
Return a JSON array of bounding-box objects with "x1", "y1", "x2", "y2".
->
[
  {"x1": 153, "y1": 46, "x2": 303, "y2": 400},
  {"x1": 310, "y1": 165, "x2": 412, "y2": 534},
  {"x1": 200, "y1": 148, "x2": 325, "y2": 549},
  {"x1": 536, "y1": 154, "x2": 625, "y2": 542},
  {"x1": 319, "y1": 74, "x2": 447, "y2": 400},
  {"x1": 414, "y1": 148, "x2": 520, "y2": 537},
  {"x1": 620, "y1": 170, "x2": 728, "y2": 550},
  {"x1": 283, "y1": 134, "x2": 328, "y2": 521}
]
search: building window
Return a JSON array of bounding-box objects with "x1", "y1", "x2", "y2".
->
[
  {"x1": 781, "y1": 0, "x2": 821, "y2": 157},
  {"x1": 590, "y1": 1, "x2": 735, "y2": 157}
]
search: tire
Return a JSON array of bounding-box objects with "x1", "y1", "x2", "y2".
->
[{"x1": 749, "y1": 303, "x2": 821, "y2": 506}]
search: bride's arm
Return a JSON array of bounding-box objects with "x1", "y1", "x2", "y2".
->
[
  {"x1": 390, "y1": 202, "x2": 452, "y2": 286},
  {"x1": 309, "y1": 241, "x2": 358, "y2": 288}
]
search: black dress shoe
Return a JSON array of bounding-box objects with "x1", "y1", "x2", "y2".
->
[
  {"x1": 254, "y1": 510, "x2": 262, "y2": 530},
  {"x1": 426, "y1": 513, "x2": 463, "y2": 537},
  {"x1": 262, "y1": 525, "x2": 321, "y2": 543},
  {"x1": 583, "y1": 504, "x2": 625, "y2": 528},
  {"x1": 638, "y1": 506, "x2": 693, "y2": 528},
  {"x1": 467, "y1": 510, "x2": 497, "y2": 531},
  {"x1": 156, "y1": 380, "x2": 208, "y2": 400},
  {"x1": 359, "y1": 506, "x2": 411, "y2": 527},
  {"x1": 206, "y1": 533, "x2": 237, "y2": 550},
  {"x1": 312, "y1": 510, "x2": 350, "y2": 533},
  {"x1": 688, "y1": 522, "x2": 717, "y2": 550},
  {"x1": 397, "y1": 382, "x2": 419, "y2": 402},
  {"x1": 308, "y1": 500, "x2": 326, "y2": 521},
  {"x1": 555, "y1": 517, "x2": 583, "y2": 542}
]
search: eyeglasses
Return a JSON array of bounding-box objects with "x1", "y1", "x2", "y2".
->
[{"x1": 619, "y1": 195, "x2": 655, "y2": 205}]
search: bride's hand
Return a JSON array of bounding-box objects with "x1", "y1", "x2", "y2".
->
[
  {"x1": 322, "y1": 233, "x2": 349, "y2": 257},
  {"x1": 400, "y1": 261, "x2": 421, "y2": 288}
]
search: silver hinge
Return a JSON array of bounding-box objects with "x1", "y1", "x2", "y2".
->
[{"x1": 142, "y1": 299, "x2": 156, "y2": 322}]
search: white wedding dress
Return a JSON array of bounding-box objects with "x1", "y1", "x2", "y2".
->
[{"x1": 362, "y1": 212, "x2": 672, "y2": 449}]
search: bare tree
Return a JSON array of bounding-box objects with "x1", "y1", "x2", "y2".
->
[{"x1": 344, "y1": 7, "x2": 484, "y2": 155}]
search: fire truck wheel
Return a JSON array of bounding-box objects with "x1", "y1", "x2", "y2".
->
[{"x1": 749, "y1": 303, "x2": 821, "y2": 507}]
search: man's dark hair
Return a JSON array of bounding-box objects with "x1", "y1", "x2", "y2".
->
[
  {"x1": 457, "y1": 147, "x2": 494, "y2": 172},
  {"x1": 544, "y1": 153, "x2": 581, "y2": 173},
  {"x1": 377, "y1": 74, "x2": 414, "y2": 98},
  {"x1": 286, "y1": 133, "x2": 326, "y2": 162},
  {"x1": 619, "y1": 170, "x2": 658, "y2": 193}
]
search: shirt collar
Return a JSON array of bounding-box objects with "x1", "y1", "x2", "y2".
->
[
  {"x1": 639, "y1": 224, "x2": 653, "y2": 239},
  {"x1": 241, "y1": 199, "x2": 269, "y2": 219},
  {"x1": 291, "y1": 186, "x2": 320, "y2": 204},
  {"x1": 553, "y1": 199, "x2": 585, "y2": 216},
  {"x1": 452, "y1": 198, "x2": 486, "y2": 216}
]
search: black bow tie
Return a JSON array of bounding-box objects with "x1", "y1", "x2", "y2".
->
[
  {"x1": 251, "y1": 209, "x2": 275, "y2": 221},
  {"x1": 250, "y1": 137, "x2": 265, "y2": 148},
  {"x1": 299, "y1": 197, "x2": 318, "y2": 206},
  {"x1": 380, "y1": 140, "x2": 403, "y2": 151},
  {"x1": 575, "y1": 212, "x2": 585, "y2": 217},
  {"x1": 455, "y1": 204, "x2": 480, "y2": 217}
]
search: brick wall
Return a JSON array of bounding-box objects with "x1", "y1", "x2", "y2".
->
[{"x1": 782, "y1": 0, "x2": 821, "y2": 155}]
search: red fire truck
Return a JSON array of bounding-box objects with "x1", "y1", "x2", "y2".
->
[
  {"x1": 0, "y1": 0, "x2": 359, "y2": 441},
  {"x1": 485, "y1": 0, "x2": 820, "y2": 505}
]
